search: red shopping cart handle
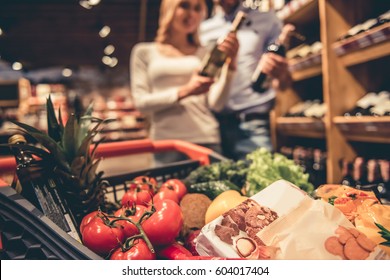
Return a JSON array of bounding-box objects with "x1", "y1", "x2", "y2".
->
[
  {"x1": 95, "y1": 139, "x2": 214, "y2": 165},
  {"x1": 0, "y1": 139, "x2": 219, "y2": 172}
]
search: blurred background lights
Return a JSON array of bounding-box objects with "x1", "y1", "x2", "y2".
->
[
  {"x1": 99, "y1": 26, "x2": 111, "y2": 38},
  {"x1": 0, "y1": 28, "x2": 3, "y2": 36},
  {"x1": 12, "y1": 62, "x2": 23, "y2": 71},
  {"x1": 104, "y1": 44, "x2": 115, "y2": 55},
  {"x1": 79, "y1": 0, "x2": 92, "y2": 9},
  {"x1": 79, "y1": 0, "x2": 101, "y2": 9},
  {"x1": 109, "y1": 57, "x2": 118, "y2": 68},
  {"x1": 88, "y1": 0, "x2": 101, "y2": 6},
  {"x1": 62, "y1": 68, "x2": 73, "y2": 77},
  {"x1": 102, "y1": 55, "x2": 112, "y2": 65}
]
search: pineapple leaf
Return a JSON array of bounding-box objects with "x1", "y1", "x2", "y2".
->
[
  {"x1": 84, "y1": 102, "x2": 94, "y2": 116},
  {"x1": 58, "y1": 106, "x2": 65, "y2": 133},
  {"x1": 10, "y1": 120, "x2": 71, "y2": 172},
  {"x1": 90, "y1": 137, "x2": 105, "y2": 160},
  {"x1": 87, "y1": 159, "x2": 101, "y2": 185},
  {"x1": 70, "y1": 156, "x2": 86, "y2": 176},
  {"x1": 46, "y1": 96, "x2": 62, "y2": 142},
  {"x1": 62, "y1": 114, "x2": 77, "y2": 163},
  {"x1": 76, "y1": 120, "x2": 103, "y2": 159}
]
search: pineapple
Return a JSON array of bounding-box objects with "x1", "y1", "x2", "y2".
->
[{"x1": 10, "y1": 96, "x2": 113, "y2": 225}]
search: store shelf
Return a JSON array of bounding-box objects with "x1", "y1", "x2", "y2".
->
[
  {"x1": 291, "y1": 63, "x2": 322, "y2": 81},
  {"x1": 338, "y1": 40, "x2": 390, "y2": 67},
  {"x1": 276, "y1": 117, "x2": 325, "y2": 138},
  {"x1": 333, "y1": 23, "x2": 390, "y2": 67},
  {"x1": 333, "y1": 116, "x2": 390, "y2": 144},
  {"x1": 282, "y1": 0, "x2": 319, "y2": 26},
  {"x1": 288, "y1": 53, "x2": 322, "y2": 81}
]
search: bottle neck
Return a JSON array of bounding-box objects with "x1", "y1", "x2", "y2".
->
[{"x1": 11, "y1": 145, "x2": 34, "y2": 169}]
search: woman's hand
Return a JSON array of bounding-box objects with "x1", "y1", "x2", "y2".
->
[
  {"x1": 177, "y1": 73, "x2": 214, "y2": 100},
  {"x1": 218, "y1": 32, "x2": 239, "y2": 71}
]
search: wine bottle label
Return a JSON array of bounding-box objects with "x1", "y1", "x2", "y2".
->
[{"x1": 199, "y1": 11, "x2": 246, "y2": 78}]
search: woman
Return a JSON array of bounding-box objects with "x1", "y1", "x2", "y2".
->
[{"x1": 130, "y1": 0, "x2": 239, "y2": 164}]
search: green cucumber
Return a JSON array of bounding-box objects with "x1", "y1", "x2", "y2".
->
[{"x1": 188, "y1": 180, "x2": 241, "y2": 200}]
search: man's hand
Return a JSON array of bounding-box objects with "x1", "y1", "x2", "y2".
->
[{"x1": 257, "y1": 52, "x2": 292, "y2": 90}]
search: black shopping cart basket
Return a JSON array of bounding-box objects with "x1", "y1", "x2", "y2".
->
[{"x1": 0, "y1": 139, "x2": 225, "y2": 259}]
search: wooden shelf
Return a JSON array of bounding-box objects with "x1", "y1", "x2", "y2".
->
[
  {"x1": 282, "y1": 0, "x2": 319, "y2": 26},
  {"x1": 338, "y1": 40, "x2": 390, "y2": 67},
  {"x1": 333, "y1": 116, "x2": 390, "y2": 144},
  {"x1": 274, "y1": 1, "x2": 390, "y2": 184},
  {"x1": 291, "y1": 63, "x2": 322, "y2": 81},
  {"x1": 332, "y1": 22, "x2": 390, "y2": 67},
  {"x1": 276, "y1": 117, "x2": 325, "y2": 138}
]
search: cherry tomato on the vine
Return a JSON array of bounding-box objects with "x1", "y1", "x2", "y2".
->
[
  {"x1": 160, "y1": 179, "x2": 187, "y2": 201},
  {"x1": 110, "y1": 239, "x2": 156, "y2": 260},
  {"x1": 82, "y1": 215, "x2": 125, "y2": 257},
  {"x1": 79, "y1": 210, "x2": 99, "y2": 235},
  {"x1": 114, "y1": 205, "x2": 148, "y2": 239},
  {"x1": 153, "y1": 188, "x2": 179, "y2": 204},
  {"x1": 142, "y1": 200, "x2": 183, "y2": 246},
  {"x1": 122, "y1": 176, "x2": 157, "y2": 206}
]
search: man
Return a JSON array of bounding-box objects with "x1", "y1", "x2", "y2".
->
[{"x1": 200, "y1": 0, "x2": 291, "y2": 160}]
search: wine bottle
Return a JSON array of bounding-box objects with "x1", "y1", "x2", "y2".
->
[
  {"x1": 251, "y1": 24, "x2": 296, "y2": 93},
  {"x1": 369, "y1": 91, "x2": 390, "y2": 116},
  {"x1": 338, "y1": 23, "x2": 364, "y2": 41},
  {"x1": 344, "y1": 92, "x2": 378, "y2": 117},
  {"x1": 8, "y1": 134, "x2": 81, "y2": 241},
  {"x1": 353, "y1": 157, "x2": 368, "y2": 188},
  {"x1": 371, "y1": 10, "x2": 390, "y2": 29},
  {"x1": 378, "y1": 159, "x2": 390, "y2": 202},
  {"x1": 340, "y1": 158, "x2": 356, "y2": 186},
  {"x1": 285, "y1": 100, "x2": 313, "y2": 117},
  {"x1": 199, "y1": 11, "x2": 247, "y2": 78}
]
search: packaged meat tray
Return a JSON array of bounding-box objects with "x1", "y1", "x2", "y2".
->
[{"x1": 196, "y1": 180, "x2": 389, "y2": 260}]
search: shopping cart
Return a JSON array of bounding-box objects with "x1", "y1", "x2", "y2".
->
[{"x1": 0, "y1": 139, "x2": 225, "y2": 259}]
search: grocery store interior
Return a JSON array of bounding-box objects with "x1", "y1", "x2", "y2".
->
[{"x1": 0, "y1": 0, "x2": 389, "y2": 260}]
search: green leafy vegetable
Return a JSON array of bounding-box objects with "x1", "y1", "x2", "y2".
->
[
  {"x1": 184, "y1": 160, "x2": 249, "y2": 189},
  {"x1": 245, "y1": 148, "x2": 314, "y2": 196},
  {"x1": 328, "y1": 196, "x2": 338, "y2": 205},
  {"x1": 375, "y1": 223, "x2": 390, "y2": 247}
]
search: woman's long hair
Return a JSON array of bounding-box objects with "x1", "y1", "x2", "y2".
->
[{"x1": 155, "y1": 0, "x2": 207, "y2": 46}]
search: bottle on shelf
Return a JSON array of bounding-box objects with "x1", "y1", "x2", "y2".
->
[
  {"x1": 303, "y1": 100, "x2": 327, "y2": 119},
  {"x1": 199, "y1": 11, "x2": 247, "y2": 78},
  {"x1": 369, "y1": 91, "x2": 390, "y2": 116},
  {"x1": 371, "y1": 10, "x2": 390, "y2": 29},
  {"x1": 251, "y1": 24, "x2": 296, "y2": 93},
  {"x1": 8, "y1": 134, "x2": 81, "y2": 241},
  {"x1": 378, "y1": 159, "x2": 390, "y2": 202},
  {"x1": 312, "y1": 149, "x2": 327, "y2": 187},
  {"x1": 353, "y1": 157, "x2": 368, "y2": 188},
  {"x1": 338, "y1": 23, "x2": 364, "y2": 41},
  {"x1": 340, "y1": 158, "x2": 356, "y2": 187},
  {"x1": 343, "y1": 92, "x2": 379, "y2": 117}
]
